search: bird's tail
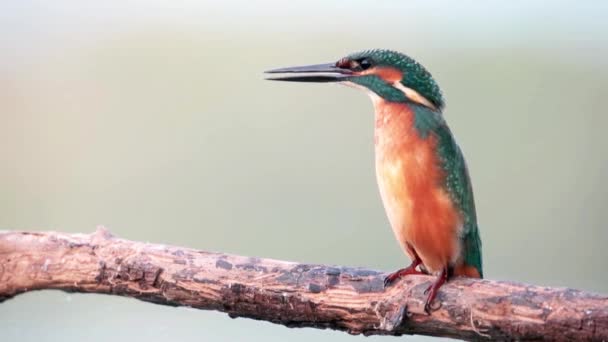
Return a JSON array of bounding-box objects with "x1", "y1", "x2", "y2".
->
[
  {"x1": 458, "y1": 223, "x2": 483, "y2": 278},
  {"x1": 454, "y1": 263, "x2": 482, "y2": 278}
]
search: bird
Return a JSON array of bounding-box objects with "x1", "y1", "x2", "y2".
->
[{"x1": 264, "y1": 49, "x2": 482, "y2": 314}]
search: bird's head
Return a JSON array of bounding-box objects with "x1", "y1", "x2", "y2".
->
[{"x1": 265, "y1": 49, "x2": 444, "y2": 111}]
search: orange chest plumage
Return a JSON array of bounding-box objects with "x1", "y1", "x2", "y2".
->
[{"x1": 373, "y1": 101, "x2": 462, "y2": 273}]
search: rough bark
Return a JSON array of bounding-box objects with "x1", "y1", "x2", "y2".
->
[{"x1": 0, "y1": 228, "x2": 606, "y2": 341}]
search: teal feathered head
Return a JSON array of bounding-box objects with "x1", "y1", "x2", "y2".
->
[{"x1": 266, "y1": 49, "x2": 445, "y2": 111}]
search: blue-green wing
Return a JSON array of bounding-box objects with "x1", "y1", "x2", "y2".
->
[
  {"x1": 442, "y1": 142, "x2": 483, "y2": 278},
  {"x1": 413, "y1": 106, "x2": 483, "y2": 278}
]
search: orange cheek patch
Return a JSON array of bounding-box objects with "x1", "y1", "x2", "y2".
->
[{"x1": 362, "y1": 67, "x2": 403, "y2": 83}]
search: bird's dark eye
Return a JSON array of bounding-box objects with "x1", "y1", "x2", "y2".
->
[
  {"x1": 358, "y1": 58, "x2": 372, "y2": 70},
  {"x1": 336, "y1": 58, "x2": 373, "y2": 71}
]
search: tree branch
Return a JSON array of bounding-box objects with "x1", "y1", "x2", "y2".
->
[{"x1": 0, "y1": 228, "x2": 606, "y2": 341}]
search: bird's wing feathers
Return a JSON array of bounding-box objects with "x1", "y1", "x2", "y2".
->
[{"x1": 442, "y1": 142, "x2": 483, "y2": 278}]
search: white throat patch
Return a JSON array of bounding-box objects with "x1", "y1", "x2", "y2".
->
[{"x1": 341, "y1": 81, "x2": 383, "y2": 106}]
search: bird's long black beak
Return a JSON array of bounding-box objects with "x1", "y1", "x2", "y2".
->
[{"x1": 264, "y1": 63, "x2": 352, "y2": 83}]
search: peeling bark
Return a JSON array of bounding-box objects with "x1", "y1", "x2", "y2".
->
[{"x1": 0, "y1": 228, "x2": 607, "y2": 341}]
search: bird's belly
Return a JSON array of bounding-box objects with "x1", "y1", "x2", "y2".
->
[{"x1": 375, "y1": 149, "x2": 461, "y2": 273}]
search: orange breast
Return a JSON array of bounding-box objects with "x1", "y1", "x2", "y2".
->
[{"x1": 374, "y1": 101, "x2": 461, "y2": 273}]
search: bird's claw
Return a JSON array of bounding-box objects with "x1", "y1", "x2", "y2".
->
[
  {"x1": 423, "y1": 284, "x2": 433, "y2": 314},
  {"x1": 423, "y1": 297, "x2": 441, "y2": 315},
  {"x1": 383, "y1": 274, "x2": 398, "y2": 288},
  {"x1": 423, "y1": 284, "x2": 432, "y2": 295},
  {"x1": 424, "y1": 302, "x2": 432, "y2": 315},
  {"x1": 384, "y1": 265, "x2": 424, "y2": 288}
]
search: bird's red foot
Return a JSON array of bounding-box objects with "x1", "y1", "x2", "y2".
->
[
  {"x1": 384, "y1": 261, "x2": 425, "y2": 287},
  {"x1": 423, "y1": 267, "x2": 450, "y2": 314}
]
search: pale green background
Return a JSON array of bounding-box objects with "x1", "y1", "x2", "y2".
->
[{"x1": 1, "y1": 1, "x2": 607, "y2": 341}]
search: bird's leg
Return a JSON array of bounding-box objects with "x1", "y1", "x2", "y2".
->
[
  {"x1": 384, "y1": 248, "x2": 426, "y2": 287},
  {"x1": 423, "y1": 266, "x2": 452, "y2": 314},
  {"x1": 383, "y1": 259, "x2": 424, "y2": 287}
]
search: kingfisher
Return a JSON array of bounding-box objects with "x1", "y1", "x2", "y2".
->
[{"x1": 265, "y1": 49, "x2": 482, "y2": 313}]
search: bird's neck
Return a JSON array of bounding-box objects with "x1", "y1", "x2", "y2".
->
[{"x1": 373, "y1": 100, "x2": 416, "y2": 149}]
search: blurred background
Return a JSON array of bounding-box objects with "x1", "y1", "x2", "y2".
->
[{"x1": 1, "y1": 1, "x2": 607, "y2": 341}]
